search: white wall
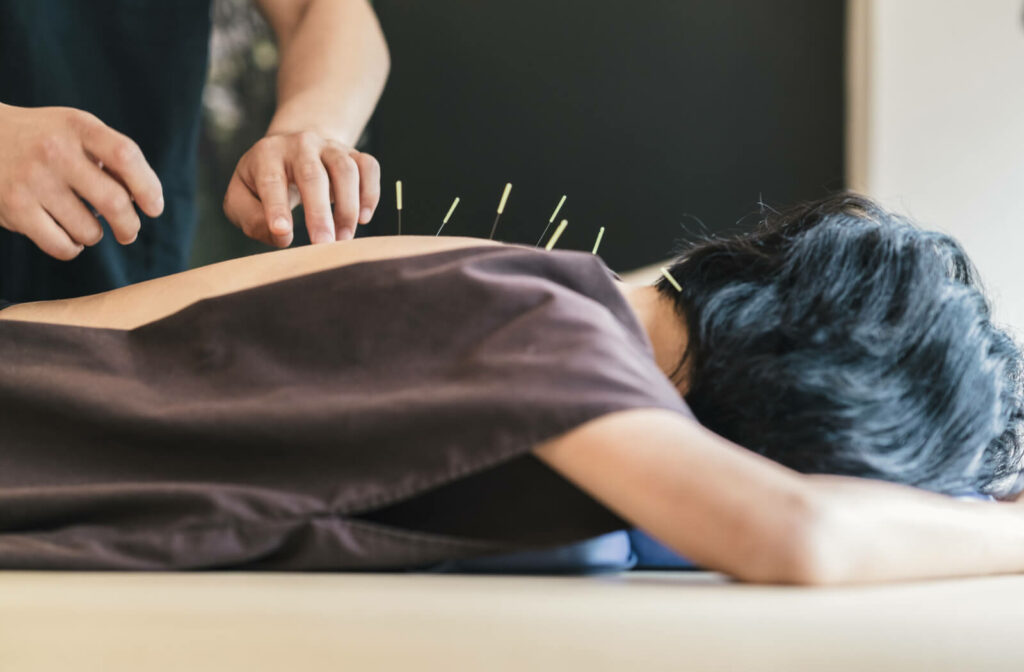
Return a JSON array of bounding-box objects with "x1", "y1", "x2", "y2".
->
[{"x1": 852, "y1": 0, "x2": 1024, "y2": 333}]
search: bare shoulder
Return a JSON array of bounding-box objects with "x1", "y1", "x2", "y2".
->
[
  {"x1": 534, "y1": 406, "x2": 804, "y2": 512},
  {"x1": 533, "y1": 407, "x2": 727, "y2": 503},
  {"x1": 0, "y1": 236, "x2": 502, "y2": 329},
  {"x1": 532, "y1": 408, "x2": 721, "y2": 531},
  {"x1": 534, "y1": 408, "x2": 698, "y2": 467}
]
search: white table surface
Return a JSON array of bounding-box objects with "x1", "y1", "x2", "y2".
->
[{"x1": 1, "y1": 569, "x2": 1021, "y2": 671}]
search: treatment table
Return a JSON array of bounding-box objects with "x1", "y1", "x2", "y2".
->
[{"x1": 1, "y1": 570, "x2": 1022, "y2": 670}]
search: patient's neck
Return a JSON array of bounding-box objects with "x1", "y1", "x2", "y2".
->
[{"x1": 618, "y1": 283, "x2": 690, "y2": 393}]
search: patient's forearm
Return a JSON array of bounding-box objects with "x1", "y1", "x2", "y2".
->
[
  {"x1": 803, "y1": 475, "x2": 1024, "y2": 585},
  {"x1": 536, "y1": 409, "x2": 1024, "y2": 586}
]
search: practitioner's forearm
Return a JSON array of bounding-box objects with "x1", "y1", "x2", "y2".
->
[
  {"x1": 261, "y1": 0, "x2": 389, "y2": 145},
  {"x1": 804, "y1": 474, "x2": 1024, "y2": 585}
]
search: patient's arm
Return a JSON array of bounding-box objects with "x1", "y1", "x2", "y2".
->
[
  {"x1": 534, "y1": 408, "x2": 1024, "y2": 585},
  {"x1": 0, "y1": 235, "x2": 501, "y2": 329}
]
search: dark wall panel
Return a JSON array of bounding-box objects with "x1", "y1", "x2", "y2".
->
[{"x1": 369, "y1": 0, "x2": 845, "y2": 270}]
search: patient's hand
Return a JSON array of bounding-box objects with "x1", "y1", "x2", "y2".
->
[{"x1": 223, "y1": 131, "x2": 381, "y2": 248}]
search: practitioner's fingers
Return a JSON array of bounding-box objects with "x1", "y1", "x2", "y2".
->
[
  {"x1": 66, "y1": 155, "x2": 141, "y2": 244},
  {"x1": 350, "y1": 151, "x2": 381, "y2": 225},
  {"x1": 40, "y1": 183, "x2": 104, "y2": 247},
  {"x1": 290, "y1": 133, "x2": 335, "y2": 245},
  {"x1": 76, "y1": 114, "x2": 164, "y2": 218},
  {"x1": 252, "y1": 162, "x2": 294, "y2": 243},
  {"x1": 223, "y1": 170, "x2": 286, "y2": 247},
  {"x1": 229, "y1": 131, "x2": 373, "y2": 246},
  {"x1": 322, "y1": 144, "x2": 360, "y2": 241},
  {"x1": 16, "y1": 205, "x2": 84, "y2": 261},
  {"x1": 226, "y1": 136, "x2": 293, "y2": 248}
]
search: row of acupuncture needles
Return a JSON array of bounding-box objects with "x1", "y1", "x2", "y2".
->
[
  {"x1": 392, "y1": 180, "x2": 608, "y2": 256},
  {"x1": 391, "y1": 179, "x2": 681, "y2": 294}
]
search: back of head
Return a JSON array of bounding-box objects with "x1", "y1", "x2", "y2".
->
[{"x1": 657, "y1": 193, "x2": 1024, "y2": 497}]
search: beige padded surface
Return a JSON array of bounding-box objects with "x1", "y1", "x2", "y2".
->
[{"x1": 1, "y1": 570, "x2": 1021, "y2": 671}]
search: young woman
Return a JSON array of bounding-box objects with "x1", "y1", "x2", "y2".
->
[{"x1": 1, "y1": 193, "x2": 1022, "y2": 583}]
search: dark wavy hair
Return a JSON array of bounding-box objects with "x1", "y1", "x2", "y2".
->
[{"x1": 656, "y1": 193, "x2": 1024, "y2": 497}]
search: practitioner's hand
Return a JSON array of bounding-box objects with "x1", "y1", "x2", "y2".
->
[
  {"x1": 0, "y1": 104, "x2": 164, "y2": 260},
  {"x1": 222, "y1": 131, "x2": 381, "y2": 248}
]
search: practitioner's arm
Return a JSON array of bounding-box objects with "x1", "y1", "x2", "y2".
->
[
  {"x1": 534, "y1": 408, "x2": 1024, "y2": 585},
  {"x1": 224, "y1": 0, "x2": 389, "y2": 246}
]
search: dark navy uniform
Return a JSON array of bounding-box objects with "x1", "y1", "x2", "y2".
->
[{"x1": 0, "y1": 0, "x2": 212, "y2": 303}]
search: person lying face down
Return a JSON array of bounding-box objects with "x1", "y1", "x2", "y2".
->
[
  {"x1": 653, "y1": 193, "x2": 1024, "y2": 500},
  {"x1": 0, "y1": 192, "x2": 1022, "y2": 584}
]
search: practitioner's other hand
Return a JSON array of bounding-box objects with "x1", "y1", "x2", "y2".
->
[
  {"x1": 223, "y1": 131, "x2": 381, "y2": 248},
  {"x1": 0, "y1": 103, "x2": 164, "y2": 260}
]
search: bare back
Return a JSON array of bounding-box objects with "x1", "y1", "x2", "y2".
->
[{"x1": 0, "y1": 236, "x2": 503, "y2": 329}]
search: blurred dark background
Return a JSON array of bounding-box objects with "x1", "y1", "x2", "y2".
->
[{"x1": 193, "y1": 0, "x2": 845, "y2": 272}]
